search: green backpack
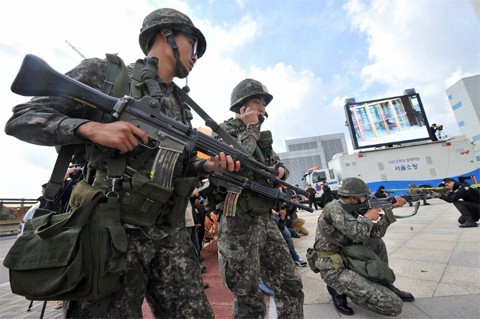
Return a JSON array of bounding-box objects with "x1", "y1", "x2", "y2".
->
[{"x1": 3, "y1": 182, "x2": 127, "y2": 300}]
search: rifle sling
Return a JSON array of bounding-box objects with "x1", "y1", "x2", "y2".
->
[{"x1": 176, "y1": 86, "x2": 248, "y2": 154}]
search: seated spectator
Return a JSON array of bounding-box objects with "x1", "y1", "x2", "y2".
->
[
  {"x1": 283, "y1": 196, "x2": 309, "y2": 236},
  {"x1": 272, "y1": 208, "x2": 307, "y2": 267}
]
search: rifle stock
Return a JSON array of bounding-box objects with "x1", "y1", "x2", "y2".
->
[
  {"x1": 11, "y1": 54, "x2": 118, "y2": 112},
  {"x1": 11, "y1": 54, "x2": 309, "y2": 200}
]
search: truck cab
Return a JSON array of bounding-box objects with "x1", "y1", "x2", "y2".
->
[{"x1": 302, "y1": 166, "x2": 339, "y2": 200}]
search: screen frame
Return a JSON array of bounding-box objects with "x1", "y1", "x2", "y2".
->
[{"x1": 344, "y1": 92, "x2": 435, "y2": 150}]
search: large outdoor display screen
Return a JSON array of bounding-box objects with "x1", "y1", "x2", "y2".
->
[{"x1": 345, "y1": 92, "x2": 433, "y2": 150}]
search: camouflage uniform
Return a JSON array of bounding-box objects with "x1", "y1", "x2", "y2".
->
[
  {"x1": 314, "y1": 199, "x2": 402, "y2": 316},
  {"x1": 216, "y1": 115, "x2": 304, "y2": 318},
  {"x1": 5, "y1": 44, "x2": 212, "y2": 319}
]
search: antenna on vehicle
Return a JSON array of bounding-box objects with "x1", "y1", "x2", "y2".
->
[{"x1": 65, "y1": 40, "x2": 86, "y2": 60}]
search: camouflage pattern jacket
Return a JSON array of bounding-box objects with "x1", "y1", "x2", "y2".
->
[
  {"x1": 5, "y1": 57, "x2": 207, "y2": 236},
  {"x1": 218, "y1": 117, "x2": 289, "y2": 179},
  {"x1": 314, "y1": 199, "x2": 391, "y2": 253},
  {"x1": 5, "y1": 57, "x2": 206, "y2": 177}
]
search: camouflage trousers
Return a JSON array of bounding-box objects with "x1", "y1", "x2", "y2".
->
[
  {"x1": 318, "y1": 237, "x2": 402, "y2": 316},
  {"x1": 218, "y1": 211, "x2": 304, "y2": 319},
  {"x1": 65, "y1": 227, "x2": 213, "y2": 319}
]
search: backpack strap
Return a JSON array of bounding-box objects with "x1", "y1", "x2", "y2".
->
[
  {"x1": 103, "y1": 53, "x2": 129, "y2": 97},
  {"x1": 45, "y1": 54, "x2": 130, "y2": 210}
]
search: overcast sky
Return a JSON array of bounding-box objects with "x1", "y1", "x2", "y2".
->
[{"x1": 1, "y1": 0, "x2": 479, "y2": 199}]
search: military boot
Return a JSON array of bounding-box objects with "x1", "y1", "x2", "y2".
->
[
  {"x1": 384, "y1": 283, "x2": 414, "y2": 301},
  {"x1": 459, "y1": 216, "x2": 478, "y2": 228},
  {"x1": 327, "y1": 286, "x2": 354, "y2": 315}
]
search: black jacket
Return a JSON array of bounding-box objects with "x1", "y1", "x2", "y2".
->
[{"x1": 440, "y1": 183, "x2": 480, "y2": 204}]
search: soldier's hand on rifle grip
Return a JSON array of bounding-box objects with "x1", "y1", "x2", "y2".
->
[
  {"x1": 204, "y1": 152, "x2": 241, "y2": 173},
  {"x1": 364, "y1": 208, "x2": 381, "y2": 221},
  {"x1": 76, "y1": 121, "x2": 149, "y2": 154},
  {"x1": 392, "y1": 196, "x2": 407, "y2": 208},
  {"x1": 276, "y1": 166, "x2": 285, "y2": 179}
]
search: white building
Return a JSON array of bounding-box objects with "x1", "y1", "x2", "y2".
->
[
  {"x1": 278, "y1": 133, "x2": 348, "y2": 187},
  {"x1": 446, "y1": 74, "x2": 480, "y2": 161}
]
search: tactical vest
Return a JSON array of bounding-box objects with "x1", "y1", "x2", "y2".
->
[
  {"x1": 220, "y1": 118, "x2": 279, "y2": 215},
  {"x1": 50, "y1": 54, "x2": 196, "y2": 228}
]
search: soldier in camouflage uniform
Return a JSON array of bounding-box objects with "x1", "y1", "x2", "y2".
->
[
  {"x1": 215, "y1": 79, "x2": 304, "y2": 319},
  {"x1": 314, "y1": 177, "x2": 414, "y2": 316},
  {"x1": 5, "y1": 8, "x2": 240, "y2": 319}
]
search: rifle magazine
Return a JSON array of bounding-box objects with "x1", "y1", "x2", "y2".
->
[{"x1": 150, "y1": 148, "x2": 181, "y2": 188}]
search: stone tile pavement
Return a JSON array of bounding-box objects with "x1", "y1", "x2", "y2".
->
[
  {"x1": 1, "y1": 199, "x2": 479, "y2": 318},
  {"x1": 279, "y1": 198, "x2": 480, "y2": 318}
]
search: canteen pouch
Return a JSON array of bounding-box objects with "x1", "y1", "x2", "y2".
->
[
  {"x1": 341, "y1": 245, "x2": 396, "y2": 284},
  {"x1": 3, "y1": 183, "x2": 127, "y2": 301},
  {"x1": 306, "y1": 248, "x2": 320, "y2": 273},
  {"x1": 120, "y1": 172, "x2": 174, "y2": 226}
]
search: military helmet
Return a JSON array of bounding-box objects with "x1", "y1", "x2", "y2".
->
[
  {"x1": 139, "y1": 8, "x2": 207, "y2": 58},
  {"x1": 337, "y1": 177, "x2": 371, "y2": 197},
  {"x1": 230, "y1": 79, "x2": 273, "y2": 113}
]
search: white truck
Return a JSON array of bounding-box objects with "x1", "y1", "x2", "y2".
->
[
  {"x1": 303, "y1": 89, "x2": 479, "y2": 197},
  {"x1": 327, "y1": 135, "x2": 479, "y2": 195},
  {"x1": 303, "y1": 135, "x2": 479, "y2": 198},
  {"x1": 302, "y1": 166, "x2": 339, "y2": 200}
]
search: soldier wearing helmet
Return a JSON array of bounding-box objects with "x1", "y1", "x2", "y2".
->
[
  {"x1": 214, "y1": 79, "x2": 305, "y2": 318},
  {"x1": 313, "y1": 177, "x2": 414, "y2": 316},
  {"x1": 139, "y1": 8, "x2": 206, "y2": 79},
  {"x1": 5, "y1": 8, "x2": 240, "y2": 318}
]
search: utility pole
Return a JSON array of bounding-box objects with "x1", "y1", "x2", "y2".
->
[{"x1": 65, "y1": 40, "x2": 86, "y2": 59}]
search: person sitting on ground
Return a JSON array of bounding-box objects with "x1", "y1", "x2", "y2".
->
[
  {"x1": 432, "y1": 178, "x2": 480, "y2": 228},
  {"x1": 284, "y1": 195, "x2": 309, "y2": 236},
  {"x1": 273, "y1": 208, "x2": 307, "y2": 267}
]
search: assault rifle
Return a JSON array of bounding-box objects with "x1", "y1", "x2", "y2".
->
[
  {"x1": 11, "y1": 54, "x2": 310, "y2": 210},
  {"x1": 205, "y1": 171, "x2": 313, "y2": 212},
  {"x1": 342, "y1": 196, "x2": 421, "y2": 223}
]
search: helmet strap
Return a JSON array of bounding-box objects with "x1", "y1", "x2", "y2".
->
[{"x1": 162, "y1": 29, "x2": 190, "y2": 78}]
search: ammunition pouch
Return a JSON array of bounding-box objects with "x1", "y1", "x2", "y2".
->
[
  {"x1": 236, "y1": 191, "x2": 276, "y2": 215},
  {"x1": 156, "y1": 177, "x2": 197, "y2": 228},
  {"x1": 3, "y1": 182, "x2": 127, "y2": 300},
  {"x1": 258, "y1": 130, "x2": 273, "y2": 148},
  {"x1": 119, "y1": 172, "x2": 174, "y2": 226},
  {"x1": 306, "y1": 249, "x2": 344, "y2": 273},
  {"x1": 340, "y1": 245, "x2": 395, "y2": 284}
]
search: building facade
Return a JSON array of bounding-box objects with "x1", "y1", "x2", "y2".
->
[
  {"x1": 278, "y1": 133, "x2": 348, "y2": 187},
  {"x1": 446, "y1": 74, "x2": 480, "y2": 161}
]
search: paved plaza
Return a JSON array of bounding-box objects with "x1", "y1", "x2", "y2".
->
[{"x1": 1, "y1": 199, "x2": 479, "y2": 318}]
